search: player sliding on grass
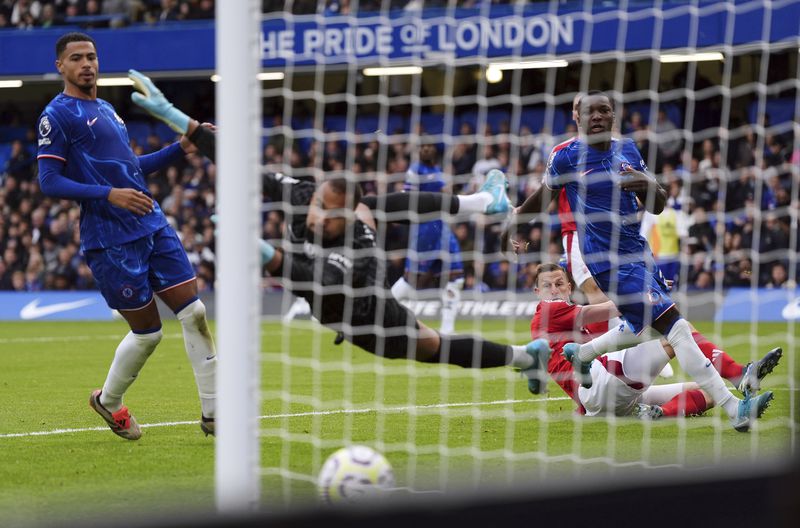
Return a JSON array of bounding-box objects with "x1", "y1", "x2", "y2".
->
[
  {"x1": 523, "y1": 263, "x2": 777, "y2": 420},
  {"x1": 505, "y1": 92, "x2": 780, "y2": 390},
  {"x1": 36, "y1": 34, "x2": 216, "y2": 441},
  {"x1": 129, "y1": 70, "x2": 549, "y2": 375},
  {"x1": 502, "y1": 90, "x2": 775, "y2": 432}
]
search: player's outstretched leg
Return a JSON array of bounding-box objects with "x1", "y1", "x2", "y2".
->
[
  {"x1": 89, "y1": 390, "x2": 142, "y2": 440},
  {"x1": 738, "y1": 347, "x2": 782, "y2": 397},
  {"x1": 730, "y1": 391, "x2": 775, "y2": 432},
  {"x1": 478, "y1": 169, "x2": 511, "y2": 214},
  {"x1": 521, "y1": 338, "x2": 552, "y2": 394}
]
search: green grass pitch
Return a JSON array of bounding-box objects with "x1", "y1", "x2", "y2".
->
[{"x1": 0, "y1": 319, "x2": 796, "y2": 525}]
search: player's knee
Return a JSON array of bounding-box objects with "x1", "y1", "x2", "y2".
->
[
  {"x1": 414, "y1": 326, "x2": 441, "y2": 362},
  {"x1": 177, "y1": 299, "x2": 208, "y2": 330},
  {"x1": 134, "y1": 327, "x2": 163, "y2": 349},
  {"x1": 652, "y1": 306, "x2": 682, "y2": 335}
]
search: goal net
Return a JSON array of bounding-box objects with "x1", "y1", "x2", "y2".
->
[{"x1": 217, "y1": 0, "x2": 798, "y2": 510}]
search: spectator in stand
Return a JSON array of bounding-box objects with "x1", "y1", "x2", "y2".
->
[
  {"x1": 765, "y1": 262, "x2": 794, "y2": 289},
  {"x1": 3, "y1": 140, "x2": 34, "y2": 181},
  {"x1": 10, "y1": 0, "x2": 40, "y2": 25},
  {"x1": 38, "y1": 2, "x2": 59, "y2": 27},
  {"x1": 470, "y1": 143, "x2": 501, "y2": 191}
]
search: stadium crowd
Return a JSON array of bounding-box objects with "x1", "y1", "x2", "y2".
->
[
  {"x1": 0, "y1": 0, "x2": 214, "y2": 29},
  {"x1": 1, "y1": 97, "x2": 797, "y2": 294},
  {"x1": 0, "y1": 2, "x2": 796, "y2": 294},
  {"x1": 0, "y1": 0, "x2": 531, "y2": 28}
]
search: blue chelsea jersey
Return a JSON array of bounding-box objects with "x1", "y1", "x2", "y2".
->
[
  {"x1": 37, "y1": 94, "x2": 167, "y2": 251},
  {"x1": 404, "y1": 161, "x2": 445, "y2": 193},
  {"x1": 544, "y1": 137, "x2": 650, "y2": 273}
]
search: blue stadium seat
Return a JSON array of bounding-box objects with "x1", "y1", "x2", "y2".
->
[
  {"x1": 324, "y1": 115, "x2": 347, "y2": 133},
  {"x1": 153, "y1": 122, "x2": 179, "y2": 144},
  {"x1": 124, "y1": 121, "x2": 152, "y2": 147},
  {"x1": 621, "y1": 102, "x2": 683, "y2": 129},
  {"x1": 520, "y1": 107, "x2": 568, "y2": 135},
  {"x1": 419, "y1": 113, "x2": 446, "y2": 135},
  {"x1": 0, "y1": 142, "x2": 13, "y2": 171},
  {"x1": 748, "y1": 98, "x2": 795, "y2": 127},
  {"x1": 355, "y1": 115, "x2": 380, "y2": 134},
  {"x1": 0, "y1": 126, "x2": 29, "y2": 142}
]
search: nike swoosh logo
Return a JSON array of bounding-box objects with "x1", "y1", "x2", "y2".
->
[
  {"x1": 87, "y1": 117, "x2": 98, "y2": 126},
  {"x1": 581, "y1": 169, "x2": 594, "y2": 177},
  {"x1": 20, "y1": 298, "x2": 97, "y2": 320}
]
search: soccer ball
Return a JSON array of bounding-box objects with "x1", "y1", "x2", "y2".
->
[{"x1": 317, "y1": 445, "x2": 395, "y2": 505}]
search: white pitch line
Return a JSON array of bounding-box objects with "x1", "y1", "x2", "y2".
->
[
  {"x1": 0, "y1": 334, "x2": 184, "y2": 344},
  {"x1": 0, "y1": 397, "x2": 567, "y2": 439}
]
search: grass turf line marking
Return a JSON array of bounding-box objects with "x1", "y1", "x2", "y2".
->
[
  {"x1": 0, "y1": 334, "x2": 184, "y2": 344},
  {"x1": 0, "y1": 397, "x2": 568, "y2": 439}
]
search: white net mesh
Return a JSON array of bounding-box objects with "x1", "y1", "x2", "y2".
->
[{"x1": 243, "y1": 0, "x2": 798, "y2": 508}]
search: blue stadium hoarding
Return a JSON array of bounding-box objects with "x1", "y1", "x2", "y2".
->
[
  {"x1": 0, "y1": 0, "x2": 798, "y2": 76},
  {"x1": 0, "y1": 289, "x2": 797, "y2": 322}
]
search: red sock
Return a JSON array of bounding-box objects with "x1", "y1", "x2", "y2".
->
[
  {"x1": 692, "y1": 331, "x2": 744, "y2": 383},
  {"x1": 661, "y1": 389, "x2": 709, "y2": 417}
]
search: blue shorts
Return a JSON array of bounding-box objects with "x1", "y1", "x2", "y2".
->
[
  {"x1": 405, "y1": 220, "x2": 463, "y2": 276},
  {"x1": 85, "y1": 226, "x2": 196, "y2": 310},
  {"x1": 592, "y1": 258, "x2": 675, "y2": 334},
  {"x1": 656, "y1": 257, "x2": 680, "y2": 286}
]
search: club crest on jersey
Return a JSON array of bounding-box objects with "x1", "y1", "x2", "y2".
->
[
  {"x1": 120, "y1": 285, "x2": 135, "y2": 299},
  {"x1": 39, "y1": 116, "x2": 52, "y2": 137},
  {"x1": 647, "y1": 289, "x2": 662, "y2": 304}
]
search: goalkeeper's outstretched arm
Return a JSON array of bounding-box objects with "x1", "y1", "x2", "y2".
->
[{"x1": 129, "y1": 69, "x2": 216, "y2": 162}]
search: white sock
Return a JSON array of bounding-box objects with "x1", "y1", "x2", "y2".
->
[
  {"x1": 510, "y1": 345, "x2": 534, "y2": 369},
  {"x1": 666, "y1": 319, "x2": 737, "y2": 417},
  {"x1": 391, "y1": 276, "x2": 415, "y2": 300},
  {"x1": 100, "y1": 329, "x2": 162, "y2": 412},
  {"x1": 578, "y1": 321, "x2": 638, "y2": 362},
  {"x1": 439, "y1": 280, "x2": 462, "y2": 334},
  {"x1": 177, "y1": 300, "x2": 217, "y2": 419},
  {"x1": 457, "y1": 192, "x2": 493, "y2": 214}
]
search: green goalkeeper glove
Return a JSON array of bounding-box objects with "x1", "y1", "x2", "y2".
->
[
  {"x1": 210, "y1": 214, "x2": 277, "y2": 266},
  {"x1": 128, "y1": 69, "x2": 190, "y2": 134},
  {"x1": 259, "y1": 239, "x2": 276, "y2": 266}
]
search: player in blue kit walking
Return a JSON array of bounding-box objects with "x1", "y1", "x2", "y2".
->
[
  {"x1": 36, "y1": 33, "x2": 216, "y2": 440},
  {"x1": 390, "y1": 141, "x2": 465, "y2": 334},
  {"x1": 509, "y1": 91, "x2": 772, "y2": 432}
]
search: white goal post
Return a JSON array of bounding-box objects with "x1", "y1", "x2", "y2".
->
[{"x1": 215, "y1": 0, "x2": 263, "y2": 512}]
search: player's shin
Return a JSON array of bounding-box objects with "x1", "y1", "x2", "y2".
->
[
  {"x1": 435, "y1": 336, "x2": 513, "y2": 368},
  {"x1": 666, "y1": 319, "x2": 738, "y2": 418},
  {"x1": 577, "y1": 321, "x2": 638, "y2": 363},
  {"x1": 176, "y1": 299, "x2": 216, "y2": 419},
  {"x1": 692, "y1": 331, "x2": 744, "y2": 384},
  {"x1": 100, "y1": 328, "x2": 163, "y2": 412}
]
